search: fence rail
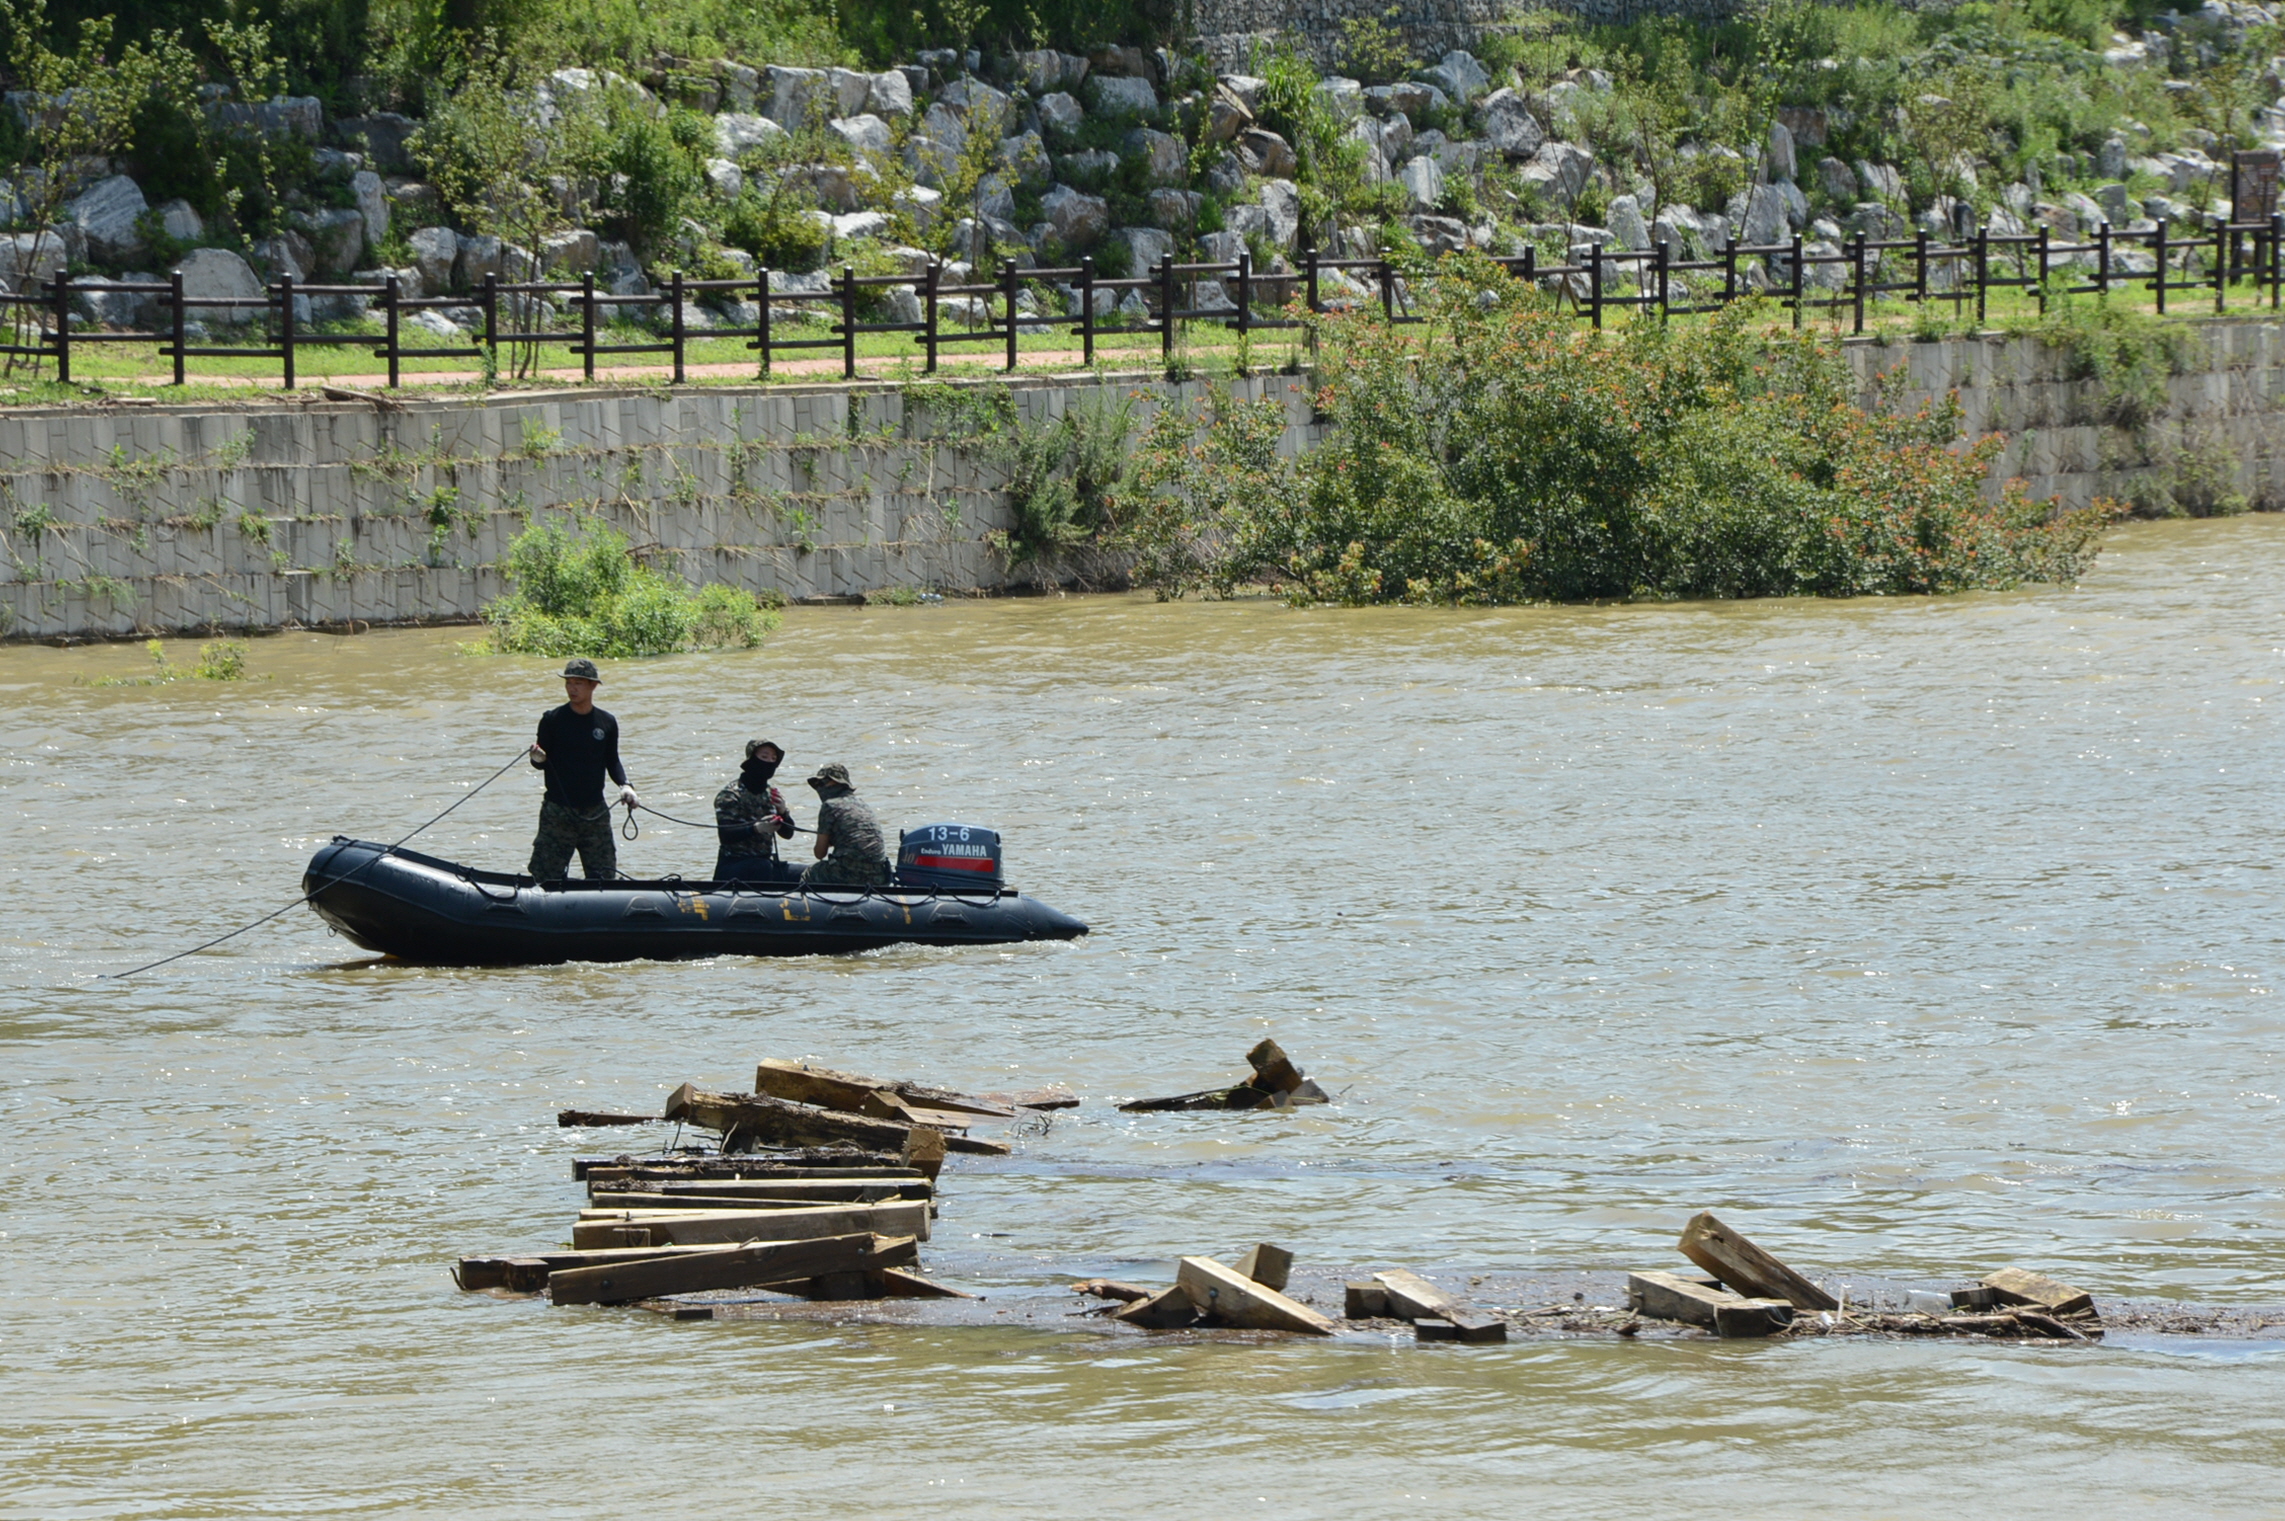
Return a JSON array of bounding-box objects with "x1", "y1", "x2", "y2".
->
[{"x1": 0, "y1": 213, "x2": 2278, "y2": 389}]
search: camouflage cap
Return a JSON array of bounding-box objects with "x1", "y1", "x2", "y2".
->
[
  {"x1": 806, "y1": 762, "x2": 853, "y2": 790},
  {"x1": 561, "y1": 657, "x2": 602, "y2": 682},
  {"x1": 745, "y1": 738, "x2": 784, "y2": 759}
]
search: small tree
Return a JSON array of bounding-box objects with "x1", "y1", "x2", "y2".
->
[
  {"x1": 412, "y1": 43, "x2": 605, "y2": 377},
  {"x1": 0, "y1": 0, "x2": 193, "y2": 369}
]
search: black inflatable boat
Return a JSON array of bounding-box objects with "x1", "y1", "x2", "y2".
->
[{"x1": 301, "y1": 832, "x2": 1089, "y2": 966}]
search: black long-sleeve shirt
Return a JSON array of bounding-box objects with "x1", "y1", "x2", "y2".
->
[{"x1": 532, "y1": 703, "x2": 626, "y2": 809}]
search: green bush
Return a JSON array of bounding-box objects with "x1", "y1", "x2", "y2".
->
[
  {"x1": 481, "y1": 515, "x2": 780, "y2": 656},
  {"x1": 1122, "y1": 267, "x2": 2121, "y2": 606}
]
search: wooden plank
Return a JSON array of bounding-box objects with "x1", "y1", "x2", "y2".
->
[
  {"x1": 1246, "y1": 1039, "x2": 1305, "y2": 1093},
  {"x1": 557, "y1": 1110, "x2": 659, "y2": 1127},
  {"x1": 569, "y1": 1199, "x2": 930, "y2": 1249},
  {"x1": 976, "y1": 1086, "x2": 1079, "y2": 1110},
  {"x1": 1372, "y1": 1269, "x2": 1458, "y2": 1321},
  {"x1": 580, "y1": 1163, "x2": 919, "y2": 1187},
  {"x1": 1981, "y1": 1267, "x2": 2096, "y2": 1318},
  {"x1": 1235, "y1": 1242, "x2": 1294, "y2": 1292},
  {"x1": 587, "y1": 1191, "x2": 922, "y2": 1213},
  {"x1": 1178, "y1": 1256, "x2": 1336, "y2": 1335},
  {"x1": 755, "y1": 1058, "x2": 1018, "y2": 1119},
  {"x1": 900, "y1": 1124, "x2": 947, "y2": 1182},
  {"x1": 574, "y1": 1156, "x2": 911, "y2": 1181},
  {"x1": 857, "y1": 1090, "x2": 976, "y2": 1133},
  {"x1": 549, "y1": 1232, "x2": 911, "y2": 1307},
  {"x1": 456, "y1": 1245, "x2": 729, "y2": 1293},
  {"x1": 1677, "y1": 1212, "x2": 1840, "y2": 1311},
  {"x1": 1111, "y1": 1284, "x2": 1198, "y2": 1329},
  {"x1": 1712, "y1": 1300, "x2": 1798, "y2": 1338},
  {"x1": 1415, "y1": 1309, "x2": 1508, "y2": 1343},
  {"x1": 664, "y1": 1084, "x2": 1009, "y2": 1157},
  {"x1": 1344, "y1": 1282, "x2": 1390, "y2": 1318},
  {"x1": 588, "y1": 1178, "x2": 931, "y2": 1205},
  {"x1": 878, "y1": 1268, "x2": 975, "y2": 1299},
  {"x1": 1073, "y1": 1279, "x2": 1153, "y2": 1303},
  {"x1": 1626, "y1": 1269, "x2": 1746, "y2": 1327}
]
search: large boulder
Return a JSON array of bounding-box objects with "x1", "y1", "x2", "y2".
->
[
  {"x1": 1145, "y1": 187, "x2": 1202, "y2": 227},
  {"x1": 999, "y1": 130, "x2": 1053, "y2": 188},
  {"x1": 1477, "y1": 88, "x2": 1544, "y2": 159},
  {"x1": 717, "y1": 113, "x2": 788, "y2": 157},
  {"x1": 831, "y1": 113, "x2": 893, "y2": 158},
  {"x1": 939, "y1": 77, "x2": 1013, "y2": 129},
  {"x1": 1854, "y1": 160, "x2": 1903, "y2": 201},
  {"x1": 339, "y1": 112, "x2": 418, "y2": 173},
  {"x1": 718, "y1": 62, "x2": 759, "y2": 111},
  {"x1": 171, "y1": 247, "x2": 265, "y2": 324},
  {"x1": 1037, "y1": 91, "x2": 1084, "y2": 138},
  {"x1": 824, "y1": 67, "x2": 873, "y2": 116},
  {"x1": 351, "y1": 169, "x2": 389, "y2": 248},
  {"x1": 455, "y1": 233, "x2": 503, "y2": 287},
  {"x1": 0, "y1": 231, "x2": 67, "y2": 293},
  {"x1": 295, "y1": 207, "x2": 367, "y2": 274},
  {"x1": 1519, "y1": 141, "x2": 1594, "y2": 199},
  {"x1": 67, "y1": 174, "x2": 147, "y2": 264},
  {"x1": 1420, "y1": 50, "x2": 1489, "y2": 104},
  {"x1": 1039, "y1": 184, "x2": 1108, "y2": 248},
  {"x1": 1605, "y1": 193, "x2": 1650, "y2": 251},
  {"x1": 1110, "y1": 225, "x2": 1174, "y2": 275},
  {"x1": 155, "y1": 199, "x2": 204, "y2": 242},
  {"x1": 1816, "y1": 156, "x2": 1857, "y2": 202},
  {"x1": 1398, "y1": 154, "x2": 1444, "y2": 213},
  {"x1": 1055, "y1": 148, "x2": 1120, "y2": 186},
  {"x1": 408, "y1": 227, "x2": 458, "y2": 292},
  {"x1": 1727, "y1": 183, "x2": 1789, "y2": 247},
  {"x1": 1346, "y1": 118, "x2": 1390, "y2": 184},
  {"x1": 921, "y1": 102, "x2": 970, "y2": 154},
  {"x1": 766, "y1": 66, "x2": 830, "y2": 126},
  {"x1": 1767, "y1": 119, "x2": 1796, "y2": 183},
  {"x1": 1314, "y1": 76, "x2": 1364, "y2": 119},
  {"x1": 704, "y1": 157, "x2": 743, "y2": 198},
  {"x1": 541, "y1": 229, "x2": 598, "y2": 274},
  {"x1": 1260, "y1": 178, "x2": 1302, "y2": 249},
  {"x1": 1236, "y1": 128, "x2": 1296, "y2": 177},
  {"x1": 866, "y1": 70, "x2": 913, "y2": 118},
  {"x1": 1125, "y1": 127, "x2": 1186, "y2": 185},
  {"x1": 209, "y1": 95, "x2": 322, "y2": 142},
  {"x1": 1085, "y1": 75, "x2": 1157, "y2": 118},
  {"x1": 1016, "y1": 50, "x2": 1088, "y2": 94}
]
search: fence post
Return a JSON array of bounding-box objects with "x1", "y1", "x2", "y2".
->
[
  {"x1": 1722, "y1": 239, "x2": 1737, "y2": 304},
  {"x1": 1079, "y1": 253, "x2": 1095, "y2": 366},
  {"x1": 1789, "y1": 232, "x2": 1804, "y2": 329},
  {"x1": 2096, "y1": 221, "x2": 2111, "y2": 298},
  {"x1": 2273, "y1": 213, "x2": 2283, "y2": 310},
  {"x1": 1851, "y1": 235, "x2": 1867, "y2": 334},
  {"x1": 1379, "y1": 258, "x2": 1394, "y2": 320},
  {"x1": 2213, "y1": 217, "x2": 2226, "y2": 314},
  {"x1": 1656, "y1": 239, "x2": 1670, "y2": 322},
  {"x1": 1159, "y1": 253, "x2": 1176, "y2": 366},
  {"x1": 2034, "y1": 227, "x2": 2050, "y2": 314},
  {"x1": 2153, "y1": 219, "x2": 2169, "y2": 315},
  {"x1": 1235, "y1": 249, "x2": 1252, "y2": 365},
  {"x1": 670, "y1": 270, "x2": 686, "y2": 384},
  {"x1": 922, "y1": 261, "x2": 938, "y2": 375},
  {"x1": 1588, "y1": 242, "x2": 1602, "y2": 330},
  {"x1": 51, "y1": 272, "x2": 70, "y2": 384},
  {"x1": 170, "y1": 270, "x2": 186, "y2": 387},
  {"x1": 1973, "y1": 228, "x2": 1988, "y2": 327},
  {"x1": 757, "y1": 269, "x2": 772, "y2": 377},
  {"x1": 482, "y1": 271, "x2": 498, "y2": 359},
  {"x1": 281, "y1": 273, "x2": 296, "y2": 390},
  {"x1": 1913, "y1": 229, "x2": 1927, "y2": 306},
  {"x1": 1304, "y1": 246, "x2": 1319, "y2": 314},
  {"x1": 384, "y1": 275, "x2": 401, "y2": 388},
  {"x1": 580, "y1": 272, "x2": 596, "y2": 382},
  {"x1": 1000, "y1": 260, "x2": 1017, "y2": 372},
  {"x1": 842, "y1": 262, "x2": 859, "y2": 380},
  {"x1": 1521, "y1": 244, "x2": 1536, "y2": 292}
]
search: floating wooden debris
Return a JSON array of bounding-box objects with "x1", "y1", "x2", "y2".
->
[
  {"x1": 1980, "y1": 1267, "x2": 2096, "y2": 1319},
  {"x1": 755, "y1": 1057, "x2": 1053, "y2": 1121},
  {"x1": 1072, "y1": 1279, "x2": 1152, "y2": 1303},
  {"x1": 1369, "y1": 1267, "x2": 1510, "y2": 1343},
  {"x1": 665, "y1": 1083, "x2": 1012, "y2": 1157},
  {"x1": 1235, "y1": 1243, "x2": 1294, "y2": 1292},
  {"x1": 550, "y1": 1232, "x2": 920, "y2": 1306},
  {"x1": 570, "y1": 1198, "x2": 932, "y2": 1249},
  {"x1": 1176, "y1": 1256, "x2": 1335, "y2": 1335},
  {"x1": 572, "y1": 1152, "x2": 913, "y2": 1181},
  {"x1": 1677, "y1": 1211, "x2": 1840, "y2": 1311},
  {"x1": 557, "y1": 1109, "x2": 660, "y2": 1127},
  {"x1": 1117, "y1": 1040, "x2": 1331, "y2": 1113}
]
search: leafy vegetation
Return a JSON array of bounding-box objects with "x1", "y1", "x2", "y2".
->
[
  {"x1": 479, "y1": 514, "x2": 780, "y2": 655},
  {"x1": 89, "y1": 636, "x2": 253, "y2": 685},
  {"x1": 1118, "y1": 270, "x2": 2122, "y2": 605}
]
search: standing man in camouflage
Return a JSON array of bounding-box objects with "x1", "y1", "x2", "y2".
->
[
  {"x1": 527, "y1": 657, "x2": 638, "y2": 880},
  {"x1": 800, "y1": 762, "x2": 893, "y2": 888},
  {"x1": 713, "y1": 738, "x2": 797, "y2": 881}
]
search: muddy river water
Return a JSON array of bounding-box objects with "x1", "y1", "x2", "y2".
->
[{"x1": 3, "y1": 517, "x2": 2282, "y2": 1517}]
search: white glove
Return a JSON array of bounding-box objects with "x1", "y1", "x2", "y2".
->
[{"x1": 618, "y1": 786, "x2": 638, "y2": 807}]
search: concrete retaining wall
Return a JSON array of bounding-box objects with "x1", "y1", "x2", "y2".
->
[{"x1": 2, "y1": 317, "x2": 2278, "y2": 641}]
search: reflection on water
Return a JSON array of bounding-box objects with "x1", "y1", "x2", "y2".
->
[{"x1": 2, "y1": 517, "x2": 2281, "y2": 1517}]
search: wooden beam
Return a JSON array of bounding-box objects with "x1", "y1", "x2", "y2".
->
[
  {"x1": 1178, "y1": 1256, "x2": 1336, "y2": 1335},
  {"x1": 579, "y1": 1162, "x2": 918, "y2": 1185},
  {"x1": 1235, "y1": 1242, "x2": 1294, "y2": 1292},
  {"x1": 900, "y1": 1125, "x2": 947, "y2": 1182},
  {"x1": 1073, "y1": 1279, "x2": 1152, "y2": 1303},
  {"x1": 570, "y1": 1199, "x2": 930, "y2": 1249},
  {"x1": 755, "y1": 1058, "x2": 1018, "y2": 1119},
  {"x1": 1415, "y1": 1309, "x2": 1508, "y2": 1343},
  {"x1": 976, "y1": 1086, "x2": 1079, "y2": 1110},
  {"x1": 663, "y1": 1084, "x2": 1009, "y2": 1156},
  {"x1": 1372, "y1": 1269, "x2": 1457, "y2": 1321},
  {"x1": 587, "y1": 1190, "x2": 925, "y2": 1213},
  {"x1": 456, "y1": 1245, "x2": 721, "y2": 1292},
  {"x1": 1344, "y1": 1282, "x2": 1390, "y2": 1318},
  {"x1": 878, "y1": 1268, "x2": 975, "y2": 1299},
  {"x1": 857, "y1": 1090, "x2": 977, "y2": 1133},
  {"x1": 557, "y1": 1110, "x2": 659, "y2": 1127},
  {"x1": 549, "y1": 1232, "x2": 915, "y2": 1307},
  {"x1": 1712, "y1": 1300, "x2": 1797, "y2": 1338},
  {"x1": 1111, "y1": 1284, "x2": 1198, "y2": 1329},
  {"x1": 1626, "y1": 1269, "x2": 1746, "y2": 1327},
  {"x1": 1677, "y1": 1212, "x2": 1840, "y2": 1311},
  {"x1": 587, "y1": 1178, "x2": 931, "y2": 1205},
  {"x1": 1981, "y1": 1268, "x2": 2096, "y2": 1318}
]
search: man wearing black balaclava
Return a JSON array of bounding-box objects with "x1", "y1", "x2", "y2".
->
[{"x1": 711, "y1": 739, "x2": 797, "y2": 882}]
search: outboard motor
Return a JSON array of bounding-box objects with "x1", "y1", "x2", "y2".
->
[{"x1": 897, "y1": 823, "x2": 1004, "y2": 890}]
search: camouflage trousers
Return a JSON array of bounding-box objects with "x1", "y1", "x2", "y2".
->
[
  {"x1": 529, "y1": 798, "x2": 617, "y2": 880},
  {"x1": 800, "y1": 852, "x2": 893, "y2": 889}
]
